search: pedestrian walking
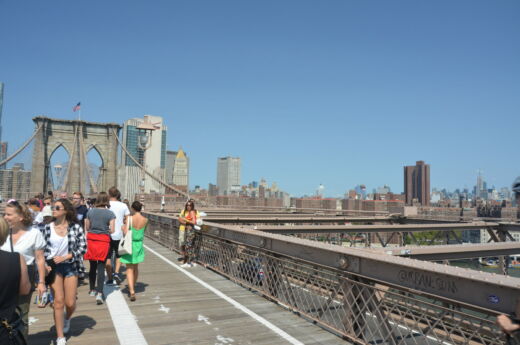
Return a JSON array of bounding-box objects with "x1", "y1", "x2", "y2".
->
[
  {"x1": 120, "y1": 201, "x2": 147, "y2": 301},
  {"x1": 84, "y1": 192, "x2": 115, "y2": 304},
  {"x1": 1, "y1": 201, "x2": 47, "y2": 339},
  {"x1": 72, "y1": 192, "x2": 88, "y2": 282},
  {"x1": 40, "y1": 199, "x2": 86, "y2": 345},
  {"x1": 0, "y1": 217, "x2": 31, "y2": 345},
  {"x1": 106, "y1": 187, "x2": 130, "y2": 285}
]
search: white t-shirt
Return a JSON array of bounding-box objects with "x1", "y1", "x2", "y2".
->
[
  {"x1": 0, "y1": 226, "x2": 46, "y2": 265},
  {"x1": 109, "y1": 200, "x2": 130, "y2": 241},
  {"x1": 48, "y1": 223, "x2": 69, "y2": 259},
  {"x1": 34, "y1": 212, "x2": 44, "y2": 225}
]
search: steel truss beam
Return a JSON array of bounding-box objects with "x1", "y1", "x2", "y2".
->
[
  {"x1": 198, "y1": 220, "x2": 520, "y2": 314},
  {"x1": 203, "y1": 216, "x2": 391, "y2": 224},
  {"x1": 367, "y1": 242, "x2": 520, "y2": 260},
  {"x1": 254, "y1": 222, "x2": 497, "y2": 233}
]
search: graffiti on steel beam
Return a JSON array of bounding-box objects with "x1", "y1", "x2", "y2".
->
[{"x1": 397, "y1": 270, "x2": 458, "y2": 294}]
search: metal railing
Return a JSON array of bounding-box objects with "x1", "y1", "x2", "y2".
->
[{"x1": 144, "y1": 212, "x2": 515, "y2": 345}]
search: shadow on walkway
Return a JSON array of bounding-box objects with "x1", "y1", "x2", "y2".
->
[{"x1": 28, "y1": 315, "x2": 96, "y2": 345}]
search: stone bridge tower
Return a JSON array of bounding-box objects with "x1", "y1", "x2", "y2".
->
[{"x1": 30, "y1": 116, "x2": 122, "y2": 195}]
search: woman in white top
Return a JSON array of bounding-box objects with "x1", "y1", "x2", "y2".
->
[
  {"x1": 40, "y1": 198, "x2": 86, "y2": 345},
  {"x1": 1, "y1": 200, "x2": 46, "y2": 340}
]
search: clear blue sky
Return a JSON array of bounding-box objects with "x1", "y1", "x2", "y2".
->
[{"x1": 1, "y1": 0, "x2": 519, "y2": 197}]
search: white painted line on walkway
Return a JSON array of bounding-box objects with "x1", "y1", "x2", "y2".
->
[
  {"x1": 144, "y1": 244, "x2": 305, "y2": 345},
  {"x1": 104, "y1": 284, "x2": 148, "y2": 345}
]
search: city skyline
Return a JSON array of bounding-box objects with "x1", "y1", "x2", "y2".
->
[{"x1": 1, "y1": 1, "x2": 519, "y2": 196}]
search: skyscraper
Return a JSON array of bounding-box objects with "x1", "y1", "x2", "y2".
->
[
  {"x1": 165, "y1": 150, "x2": 176, "y2": 185},
  {"x1": 172, "y1": 148, "x2": 189, "y2": 188},
  {"x1": 0, "y1": 83, "x2": 5, "y2": 169},
  {"x1": 217, "y1": 157, "x2": 240, "y2": 195},
  {"x1": 0, "y1": 82, "x2": 4, "y2": 144},
  {"x1": 119, "y1": 115, "x2": 167, "y2": 199},
  {"x1": 404, "y1": 160, "x2": 430, "y2": 206},
  {"x1": 0, "y1": 142, "x2": 7, "y2": 170},
  {"x1": 476, "y1": 170, "x2": 484, "y2": 199}
]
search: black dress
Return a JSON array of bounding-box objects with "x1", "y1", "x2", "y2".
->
[{"x1": 0, "y1": 250, "x2": 22, "y2": 342}]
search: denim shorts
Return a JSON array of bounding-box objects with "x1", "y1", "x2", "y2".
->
[{"x1": 54, "y1": 263, "x2": 77, "y2": 278}]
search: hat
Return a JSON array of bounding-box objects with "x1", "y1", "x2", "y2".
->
[{"x1": 41, "y1": 206, "x2": 53, "y2": 218}]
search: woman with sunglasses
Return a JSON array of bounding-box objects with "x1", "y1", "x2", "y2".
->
[
  {"x1": 178, "y1": 200, "x2": 198, "y2": 268},
  {"x1": 39, "y1": 198, "x2": 86, "y2": 345},
  {"x1": 84, "y1": 192, "x2": 115, "y2": 305},
  {"x1": 1, "y1": 200, "x2": 47, "y2": 340}
]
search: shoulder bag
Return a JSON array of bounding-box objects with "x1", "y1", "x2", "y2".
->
[
  {"x1": 118, "y1": 216, "x2": 133, "y2": 256},
  {"x1": 1, "y1": 307, "x2": 27, "y2": 345}
]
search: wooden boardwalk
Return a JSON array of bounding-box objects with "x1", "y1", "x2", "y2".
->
[{"x1": 29, "y1": 240, "x2": 349, "y2": 345}]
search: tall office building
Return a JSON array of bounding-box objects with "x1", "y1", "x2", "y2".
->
[
  {"x1": 0, "y1": 142, "x2": 7, "y2": 170},
  {"x1": 119, "y1": 115, "x2": 167, "y2": 199},
  {"x1": 0, "y1": 164, "x2": 31, "y2": 201},
  {"x1": 172, "y1": 148, "x2": 189, "y2": 187},
  {"x1": 0, "y1": 83, "x2": 5, "y2": 169},
  {"x1": 404, "y1": 160, "x2": 430, "y2": 206},
  {"x1": 0, "y1": 82, "x2": 4, "y2": 144},
  {"x1": 165, "y1": 150, "x2": 176, "y2": 185},
  {"x1": 217, "y1": 156, "x2": 240, "y2": 195},
  {"x1": 165, "y1": 148, "x2": 189, "y2": 188}
]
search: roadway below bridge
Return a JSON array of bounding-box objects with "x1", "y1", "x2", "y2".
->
[{"x1": 29, "y1": 240, "x2": 348, "y2": 345}]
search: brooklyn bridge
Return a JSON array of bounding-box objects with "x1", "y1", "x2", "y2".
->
[{"x1": 1, "y1": 117, "x2": 519, "y2": 345}]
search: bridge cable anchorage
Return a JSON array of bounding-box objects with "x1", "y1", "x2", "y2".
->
[
  {"x1": 111, "y1": 128, "x2": 213, "y2": 207},
  {"x1": 0, "y1": 124, "x2": 43, "y2": 167},
  {"x1": 79, "y1": 123, "x2": 98, "y2": 194},
  {"x1": 61, "y1": 124, "x2": 79, "y2": 192}
]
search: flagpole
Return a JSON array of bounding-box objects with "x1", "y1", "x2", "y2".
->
[{"x1": 79, "y1": 108, "x2": 81, "y2": 121}]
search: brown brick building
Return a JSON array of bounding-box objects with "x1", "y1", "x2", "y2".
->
[{"x1": 404, "y1": 160, "x2": 430, "y2": 206}]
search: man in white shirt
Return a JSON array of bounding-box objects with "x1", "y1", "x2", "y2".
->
[{"x1": 106, "y1": 187, "x2": 130, "y2": 284}]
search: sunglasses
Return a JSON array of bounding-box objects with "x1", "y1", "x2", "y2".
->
[{"x1": 53, "y1": 206, "x2": 64, "y2": 211}]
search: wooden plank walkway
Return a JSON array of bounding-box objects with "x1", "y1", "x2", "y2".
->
[{"x1": 29, "y1": 240, "x2": 349, "y2": 345}]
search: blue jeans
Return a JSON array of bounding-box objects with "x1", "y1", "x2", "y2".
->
[{"x1": 54, "y1": 262, "x2": 77, "y2": 278}]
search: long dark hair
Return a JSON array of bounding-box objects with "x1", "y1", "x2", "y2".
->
[
  {"x1": 95, "y1": 192, "x2": 110, "y2": 208},
  {"x1": 183, "y1": 199, "x2": 196, "y2": 214},
  {"x1": 56, "y1": 198, "x2": 77, "y2": 224}
]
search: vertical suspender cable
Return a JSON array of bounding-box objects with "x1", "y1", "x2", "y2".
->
[{"x1": 111, "y1": 128, "x2": 212, "y2": 207}]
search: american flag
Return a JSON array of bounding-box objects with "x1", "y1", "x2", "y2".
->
[{"x1": 73, "y1": 102, "x2": 81, "y2": 112}]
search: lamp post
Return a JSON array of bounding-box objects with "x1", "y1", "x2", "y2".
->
[{"x1": 136, "y1": 121, "x2": 156, "y2": 201}]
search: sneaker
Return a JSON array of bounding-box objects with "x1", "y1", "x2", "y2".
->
[
  {"x1": 63, "y1": 313, "x2": 71, "y2": 334},
  {"x1": 106, "y1": 279, "x2": 115, "y2": 285},
  {"x1": 180, "y1": 263, "x2": 191, "y2": 268},
  {"x1": 56, "y1": 337, "x2": 67, "y2": 345},
  {"x1": 96, "y1": 293, "x2": 104, "y2": 305},
  {"x1": 89, "y1": 290, "x2": 96, "y2": 297},
  {"x1": 190, "y1": 263, "x2": 197, "y2": 267},
  {"x1": 113, "y1": 273, "x2": 122, "y2": 285}
]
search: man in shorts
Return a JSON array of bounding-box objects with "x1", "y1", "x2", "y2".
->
[{"x1": 106, "y1": 187, "x2": 130, "y2": 284}]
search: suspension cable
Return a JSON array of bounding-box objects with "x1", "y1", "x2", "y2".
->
[
  {"x1": 0, "y1": 124, "x2": 43, "y2": 167},
  {"x1": 111, "y1": 128, "x2": 209, "y2": 206},
  {"x1": 78, "y1": 125, "x2": 98, "y2": 194},
  {"x1": 61, "y1": 124, "x2": 79, "y2": 192}
]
